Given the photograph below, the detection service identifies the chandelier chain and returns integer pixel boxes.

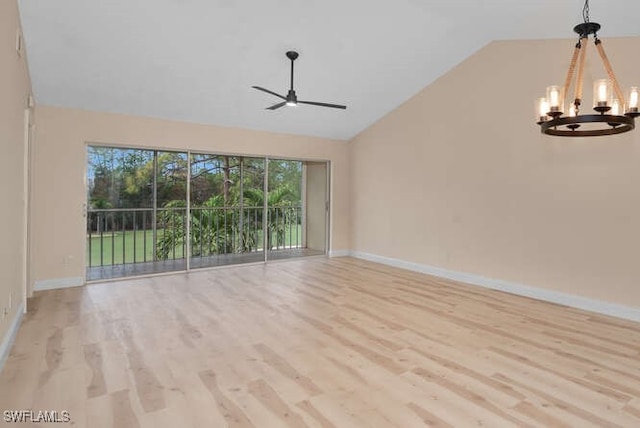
[583,0,590,23]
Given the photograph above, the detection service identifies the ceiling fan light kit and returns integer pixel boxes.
[536,0,638,137]
[252,50,347,111]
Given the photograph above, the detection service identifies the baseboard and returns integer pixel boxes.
[329,250,351,258]
[34,276,84,291]
[350,251,640,323]
[0,302,25,374]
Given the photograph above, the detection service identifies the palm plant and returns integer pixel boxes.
[155,185,299,260]
[156,196,237,260]
[243,186,296,250]
[190,195,236,256]
[155,200,187,260]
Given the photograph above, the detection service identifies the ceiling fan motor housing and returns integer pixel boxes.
[287,89,298,104]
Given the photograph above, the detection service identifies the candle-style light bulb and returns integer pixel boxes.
[611,99,621,116]
[599,84,607,102]
[565,103,581,131]
[536,97,549,123]
[546,85,563,116]
[627,87,639,115]
[594,79,612,110]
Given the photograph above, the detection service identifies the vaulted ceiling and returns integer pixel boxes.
[17,0,640,140]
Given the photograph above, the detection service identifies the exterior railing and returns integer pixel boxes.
[86,205,303,267]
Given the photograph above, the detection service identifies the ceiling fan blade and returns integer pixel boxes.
[299,100,347,110]
[252,86,286,100]
[266,101,287,110]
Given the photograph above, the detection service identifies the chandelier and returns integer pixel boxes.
[536,0,639,137]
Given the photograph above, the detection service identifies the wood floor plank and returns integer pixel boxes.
[111,390,140,428]
[254,343,322,397]
[295,399,336,428]
[199,369,255,427]
[0,257,639,428]
[492,372,630,428]
[411,366,530,427]
[84,343,107,398]
[120,336,166,413]
[406,402,454,428]
[406,346,527,403]
[247,379,309,428]
[511,400,573,428]
[290,309,407,375]
[37,326,63,388]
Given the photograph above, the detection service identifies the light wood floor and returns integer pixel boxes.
[2,257,640,427]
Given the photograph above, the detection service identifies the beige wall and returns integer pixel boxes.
[350,37,640,307]
[0,0,32,342]
[31,106,350,284]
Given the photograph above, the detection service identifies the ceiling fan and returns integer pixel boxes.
[252,51,347,111]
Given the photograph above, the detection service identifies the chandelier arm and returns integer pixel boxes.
[563,41,582,107]
[594,40,626,104]
[574,37,588,106]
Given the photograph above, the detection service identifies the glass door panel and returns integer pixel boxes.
[154,150,188,272]
[267,159,327,261]
[189,154,265,268]
[239,157,266,263]
[86,147,188,280]
[303,161,328,256]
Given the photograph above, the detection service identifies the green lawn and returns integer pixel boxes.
[87,230,175,266]
[87,226,303,266]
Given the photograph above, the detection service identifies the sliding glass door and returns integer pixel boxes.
[86,146,329,281]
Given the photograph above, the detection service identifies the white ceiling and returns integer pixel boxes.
[17,0,640,141]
